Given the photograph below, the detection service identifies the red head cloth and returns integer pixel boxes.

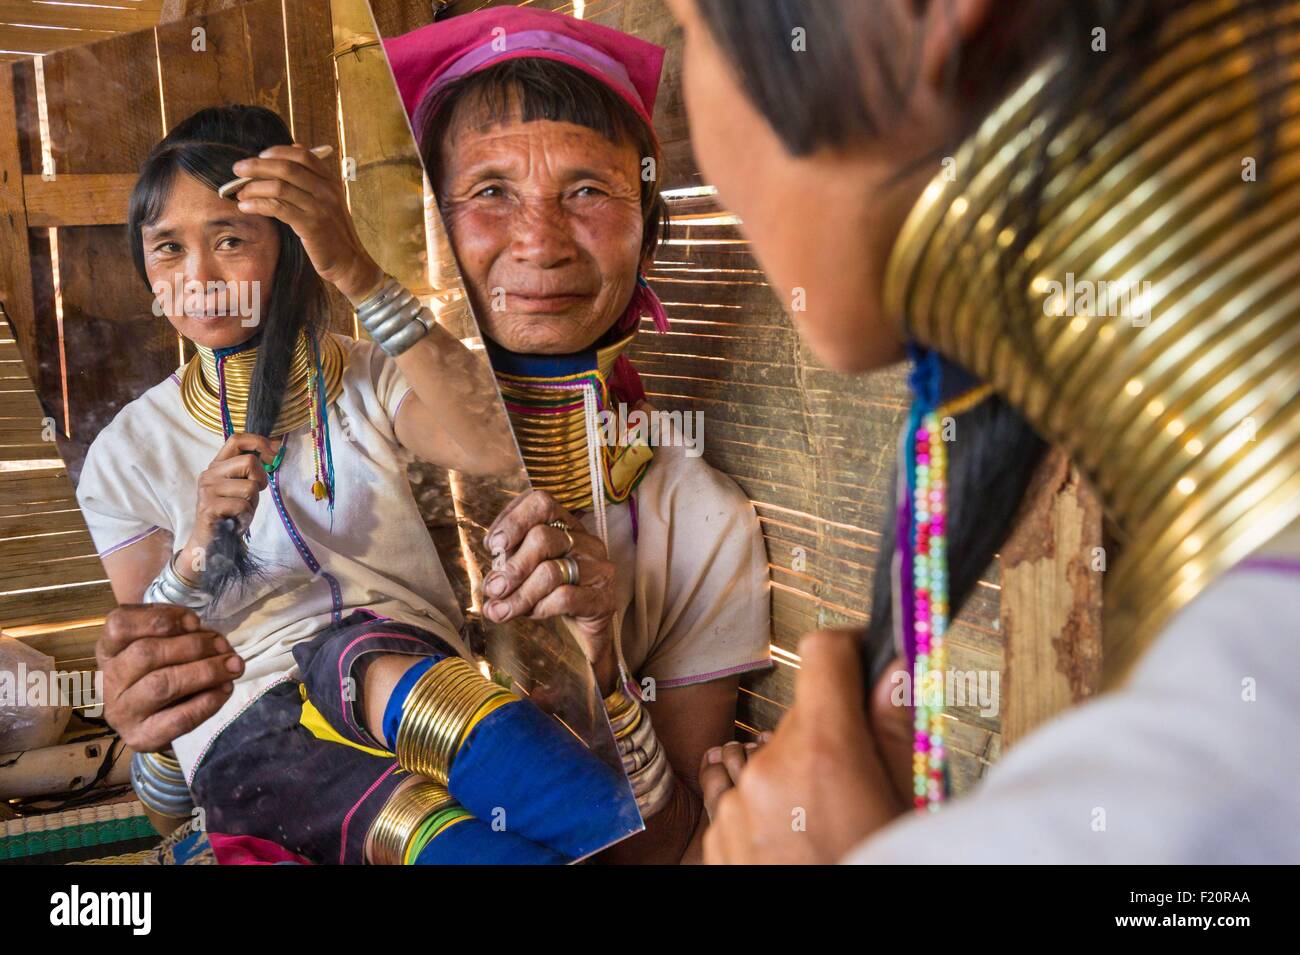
[384,7,666,140]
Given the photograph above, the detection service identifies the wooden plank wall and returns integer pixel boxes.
[422,0,1005,792]
[0,309,113,671]
[0,0,357,671]
[3,0,351,482]
[0,1,165,63]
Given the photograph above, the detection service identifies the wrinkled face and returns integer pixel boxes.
[437,102,646,355]
[667,0,924,373]
[140,171,280,350]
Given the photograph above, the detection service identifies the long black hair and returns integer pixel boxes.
[127,105,329,601]
[692,0,1287,684]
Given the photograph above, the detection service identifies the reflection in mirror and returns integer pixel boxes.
[374,2,775,863]
[0,0,638,864]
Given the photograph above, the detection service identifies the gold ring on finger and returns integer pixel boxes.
[543,519,574,556]
[551,556,580,587]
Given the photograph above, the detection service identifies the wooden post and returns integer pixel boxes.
[999,448,1105,746]
[0,63,39,394]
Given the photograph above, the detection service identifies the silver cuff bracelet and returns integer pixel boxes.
[130,749,195,820]
[356,275,434,357]
[143,555,212,613]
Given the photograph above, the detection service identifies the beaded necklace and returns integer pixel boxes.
[901,347,992,811]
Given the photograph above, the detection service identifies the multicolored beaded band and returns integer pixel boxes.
[903,347,993,812]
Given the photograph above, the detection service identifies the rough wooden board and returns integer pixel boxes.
[0,66,40,401]
[156,0,290,132]
[0,507,91,538]
[3,554,107,592]
[0,1,159,33]
[0,467,73,507]
[0,386,47,419]
[0,583,115,630]
[21,173,136,228]
[6,624,104,670]
[159,0,245,23]
[366,0,437,37]
[39,28,172,472]
[0,25,118,57]
[283,0,354,336]
[1000,449,1104,747]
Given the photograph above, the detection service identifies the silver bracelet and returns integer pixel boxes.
[143,554,212,613]
[130,749,195,821]
[606,687,675,818]
[356,275,433,357]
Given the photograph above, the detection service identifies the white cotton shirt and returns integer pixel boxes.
[843,560,1300,864]
[581,407,772,690]
[75,334,466,779]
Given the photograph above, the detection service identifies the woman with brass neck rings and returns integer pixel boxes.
[385,9,774,863]
[666,0,1300,863]
[79,104,583,864]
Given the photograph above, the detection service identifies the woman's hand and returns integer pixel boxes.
[179,433,276,571]
[97,605,244,753]
[229,144,383,304]
[481,490,619,690]
[701,630,910,864]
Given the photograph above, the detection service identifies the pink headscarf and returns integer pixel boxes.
[384,7,666,144]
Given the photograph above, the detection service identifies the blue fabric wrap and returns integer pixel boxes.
[413,817,567,865]
[382,655,441,750]
[482,322,629,377]
[447,699,641,860]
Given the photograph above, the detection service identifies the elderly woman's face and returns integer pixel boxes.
[438,109,646,354]
[141,171,280,350]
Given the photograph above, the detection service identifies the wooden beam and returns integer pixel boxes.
[1000,449,1104,746]
[0,0,159,33]
[22,172,133,226]
[0,24,116,56]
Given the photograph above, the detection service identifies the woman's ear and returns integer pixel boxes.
[919,0,998,89]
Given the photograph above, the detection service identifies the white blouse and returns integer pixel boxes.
[586,408,772,690]
[76,334,466,777]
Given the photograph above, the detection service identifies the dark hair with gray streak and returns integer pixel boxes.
[691,0,1288,686]
[127,104,329,602]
